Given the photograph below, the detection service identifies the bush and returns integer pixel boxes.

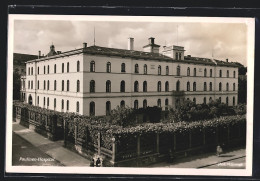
[167,100,243,122]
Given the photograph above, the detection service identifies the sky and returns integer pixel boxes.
[13,19,248,66]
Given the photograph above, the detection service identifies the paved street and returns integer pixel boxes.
[13,122,90,166]
[12,132,63,166]
[149,148,245,168]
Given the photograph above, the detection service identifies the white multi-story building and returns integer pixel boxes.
[24,37,238,116]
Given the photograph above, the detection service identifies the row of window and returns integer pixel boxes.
[28,80,80,92]
[188,96,236,106]
[28,60,236,78]
[36,96,235,116]
[27,79,236,93]
[187,82,236,92]
[90,61,236,77]
[38,96,80,113]
[28,61,80,75]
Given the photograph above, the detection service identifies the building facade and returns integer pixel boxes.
[24,37,239,116]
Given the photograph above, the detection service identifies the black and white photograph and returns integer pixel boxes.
[6,15,254,176]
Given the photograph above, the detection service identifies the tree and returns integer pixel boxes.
[13,68,21,100]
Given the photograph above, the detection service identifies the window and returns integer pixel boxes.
[194,68,196,76]
[175,53,178,60]
[226,83,229,91]
[144,64,147,74]
[106,80,111,93]
[177,65,180,76]
[106,101,111,115]
[210,69,212,77]
[31,81,33,89]
[204,82,207,91]
[38,67,39,74]
[219,70,222,77]
[76,102,80,113]
[193,98,196,104]
[90,102,95,116]
[233,83,235,91]
[62,63,64,73]
[67,62,69,72]
[61,99,64,110]
[67,80,70,91]
[77,80,80,92]
[120,81,125,92]
[134,100,138,109]
[176,80,180,91]
[165,81,169,92]
[47,97,49,107]
[157,99,161,107]
[54,80,57,91]
[37,96,39,105]
[157,81,161,92]
[54,98,56,109]
[90,80,95,93]
[134,81,139,92]
[209,97,212,102]
[62,80,64,91]
[209,82,212,91]
[120,100,125,108]
[204,68,207,77]
[233,96,235,106]
[187,67,190,76]
[187,82,190,91]
[135,64,139,73]
[219,97,222,103]
[31,67,33,75]
[179,53,181,60]
[106,62,111,73]
[226,97,229,105]
[44,66,46,74]
[67,100,69,111]
[219,82,222,91]
[166,66,169,75]
[47,65,49,74]
[54,64,56,73]
[37,80,39,89]
[121,63,125,72]
[77,61,80,72]
[28,67,30,75]
[90,61,95,72]
[47,80,49,90]
[227,70,229,78]
[44,97,45,106]
[203,97,206,104]
[143,99,147,109]
[158,65,161,75]
[233,71,236,78]
[193,82,196,91]
[143,81,147,92]
[165,99,169,111]
[44,80,46,90]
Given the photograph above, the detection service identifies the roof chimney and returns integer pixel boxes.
[38,51,41,59]
[149,37,155,45]
[83,42,87,48]
[128,37,134,50]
